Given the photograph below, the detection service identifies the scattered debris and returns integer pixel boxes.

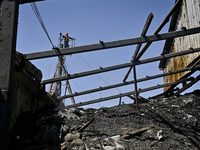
[11,91,200,149]
[156,130,163,140]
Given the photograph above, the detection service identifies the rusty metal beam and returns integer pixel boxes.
[135,0,182,60]
[42,47,200,85]
[131,13,153,110]
[24,27,200,60]
[124,12,153,82]
[132,13,154,60]
[58,64,200,100]
[65,78,188,108]
[133,66,139,110]
[78,118,95,132]
[153,0,182,35]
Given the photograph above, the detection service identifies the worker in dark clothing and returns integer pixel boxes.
[64,32,75,48]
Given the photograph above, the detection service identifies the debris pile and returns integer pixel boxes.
[11,90,200,149]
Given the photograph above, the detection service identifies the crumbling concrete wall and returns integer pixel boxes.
[163,0,200,91]
[0,1,54,149]
[9,52,56,129]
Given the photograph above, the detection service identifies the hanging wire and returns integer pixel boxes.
[76,54,123,93]
[65,61,102,107]
[30,2,54,48]
[66,63,96,99]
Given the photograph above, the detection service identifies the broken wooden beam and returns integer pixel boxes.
[121,127,152,139]
[78,118,95,132]
[131,13,153,111]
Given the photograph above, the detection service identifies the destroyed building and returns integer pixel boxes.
[1,0,200,150]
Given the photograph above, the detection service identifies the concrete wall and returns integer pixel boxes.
[0,1,53,149]
[9,52,56,129]
[163,0,200,91]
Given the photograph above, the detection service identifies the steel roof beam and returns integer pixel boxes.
[25,27,200,60]
[42,47,200,84]
[57,64,200,100]
[65,78,188,109]
[123,0,183,82]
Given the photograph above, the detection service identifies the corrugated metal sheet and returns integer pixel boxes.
[164,0,200,91]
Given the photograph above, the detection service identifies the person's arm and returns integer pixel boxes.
[69,36,75,40]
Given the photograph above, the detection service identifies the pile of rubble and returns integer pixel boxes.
[11,90,200,149]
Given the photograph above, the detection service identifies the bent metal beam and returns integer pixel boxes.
[42,47,200,84]
[24,27,200,60]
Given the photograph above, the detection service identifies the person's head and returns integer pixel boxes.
[66,32,68,35]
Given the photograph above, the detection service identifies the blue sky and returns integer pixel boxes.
[17,0,196,108]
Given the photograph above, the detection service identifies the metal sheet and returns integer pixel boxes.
[164,0,200,91]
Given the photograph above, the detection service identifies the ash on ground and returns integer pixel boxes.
[11,90,200,150]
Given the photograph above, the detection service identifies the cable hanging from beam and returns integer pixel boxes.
[30,2,54,48]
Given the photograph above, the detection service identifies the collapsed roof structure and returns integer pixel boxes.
[23,0,200,108]
[1,0,200,149]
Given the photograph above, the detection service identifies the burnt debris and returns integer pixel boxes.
[11,91,200,150]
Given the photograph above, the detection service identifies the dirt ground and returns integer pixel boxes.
[11,90,200,150]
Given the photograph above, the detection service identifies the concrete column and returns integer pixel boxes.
[0,0,19,149]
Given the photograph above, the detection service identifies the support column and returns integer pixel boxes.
[133,66,139,111]
[0,0,19,149]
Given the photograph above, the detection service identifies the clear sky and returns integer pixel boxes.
[16,0,198,108]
